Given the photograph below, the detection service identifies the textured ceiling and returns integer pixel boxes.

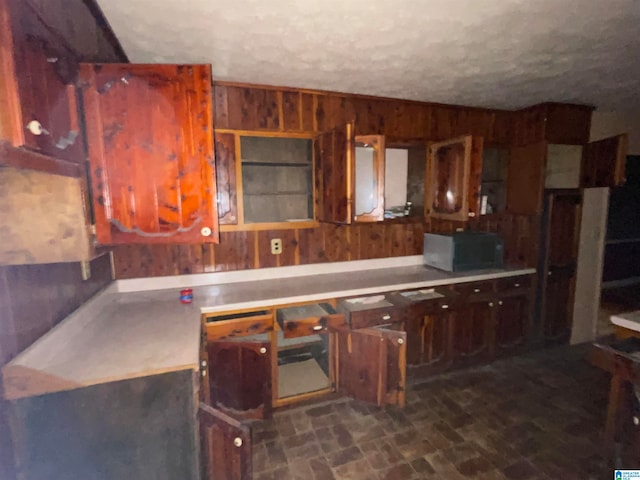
[96,0,640,110]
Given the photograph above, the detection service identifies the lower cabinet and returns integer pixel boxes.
[330,324,407,407]
[7,370,201,480]
[207,338,272,419]
[451,298,494,366]
[494,295,529,356]
[199,403,252,480]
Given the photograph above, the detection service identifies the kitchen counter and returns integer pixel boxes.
[2,259,534,400]
[610,311,640,333]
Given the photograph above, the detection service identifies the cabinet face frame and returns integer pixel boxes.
[425,135,481,222]
[214,129,319,231]
[353,134,386,222]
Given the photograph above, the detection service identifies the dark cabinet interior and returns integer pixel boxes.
[582,133,629,188]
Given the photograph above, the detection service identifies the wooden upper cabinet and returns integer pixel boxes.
[425,135,483,221]
[314,123,386,224]
[79,63,219,244]
[314,122,353,223]
[581,134,628,188]
[506,141,547,215]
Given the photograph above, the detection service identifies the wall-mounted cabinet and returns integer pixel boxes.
[581,134,628,188]
[425,135,484,222]
[80,63,219,244]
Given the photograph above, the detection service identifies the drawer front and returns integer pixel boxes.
[280,313,345,338]
[452,281,495,298]
[496,275,533,293]
[350,306,400,329]
[205,313,273,341]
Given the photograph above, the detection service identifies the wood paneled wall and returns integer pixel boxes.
[213,82,513,143]
[111,82,558,279]
[112,221,424,278]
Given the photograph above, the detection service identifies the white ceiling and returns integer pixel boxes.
[96,0,640,110]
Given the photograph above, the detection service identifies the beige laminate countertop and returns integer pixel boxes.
[2,263,534,400]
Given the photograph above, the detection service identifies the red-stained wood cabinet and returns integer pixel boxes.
[425,135,484,222]
[79,63,219,244]
[199,403,252,480]
[581,134,629,188]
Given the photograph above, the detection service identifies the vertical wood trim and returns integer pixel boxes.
[234,133,244,224]
[0,0,24,146]
[297,92,303,131]
[277,91,284,132]
[312,95,318,132]
[293,229,300,265]
[252,231,259,269]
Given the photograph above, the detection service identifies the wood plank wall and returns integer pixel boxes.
[111,82,545,278]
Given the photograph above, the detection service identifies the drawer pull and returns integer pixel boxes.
[473,288,480,293]
[312,325,324,331]
[397,338,404,345]
[498,300,503,306]
[489,302,494,307]
[259,347,267,354]
[441,304,449,309]
[382,314,391,321]
[514,283,520,287]
[201,369,207,377]
[234,437,243,447]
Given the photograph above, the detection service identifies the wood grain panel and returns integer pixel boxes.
[215,231,257,271]
[0,0,22,146]
[544,103,593,145]
[281,91,301,131]
[213,84,230,129]
[506,141,547,215]
[300,93,315,132]
[214,132,238,224]
[80,63,218,244]
[226,86,280,131]
[314,123,353,223]
[323,223,351,263]
[298,226,327,265]
[513,105,547,146]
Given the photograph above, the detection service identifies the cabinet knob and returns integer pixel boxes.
[397,338,404,345]
[233,437,243,447]
[473,288,480,293]
[201,360,207,368]
[468,212,476,217]
[489,302,494,307]
[201,369,207,377]
[201,227,212,237]
[498,300,503,306]
[382,314,391,321]
[441,304,449,309]
[548,271,552,276]
[514,283,520,287]
[313,325,324,331]
[259,347,267,354]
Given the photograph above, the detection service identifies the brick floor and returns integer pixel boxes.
[252,345,627,479]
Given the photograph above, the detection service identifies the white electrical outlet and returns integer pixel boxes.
[271,238,282,255]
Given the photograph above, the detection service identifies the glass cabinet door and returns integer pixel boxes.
[427,135,475,221]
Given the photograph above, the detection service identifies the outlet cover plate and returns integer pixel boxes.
[271,238,282,255]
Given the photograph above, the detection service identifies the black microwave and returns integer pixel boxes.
[423,232,504,272]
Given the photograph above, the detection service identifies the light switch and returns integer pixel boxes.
[271,238,282,255]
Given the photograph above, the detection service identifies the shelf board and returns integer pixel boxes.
[242,161,311,168]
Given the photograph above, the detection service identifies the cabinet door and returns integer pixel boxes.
[426,135,483,221]
[314,122,354,224]
[80,63,219,244]
[422,311,453,370]
[581,134,628,188]
[199,403,252,480]
[494,295,529,356]
[214,131,238,225]
[207,338,272,419]
[541,266,576,344]
[506,141,547,215]
[331,325,406,407]
[354,134,385,222]
[451,300,493,364]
